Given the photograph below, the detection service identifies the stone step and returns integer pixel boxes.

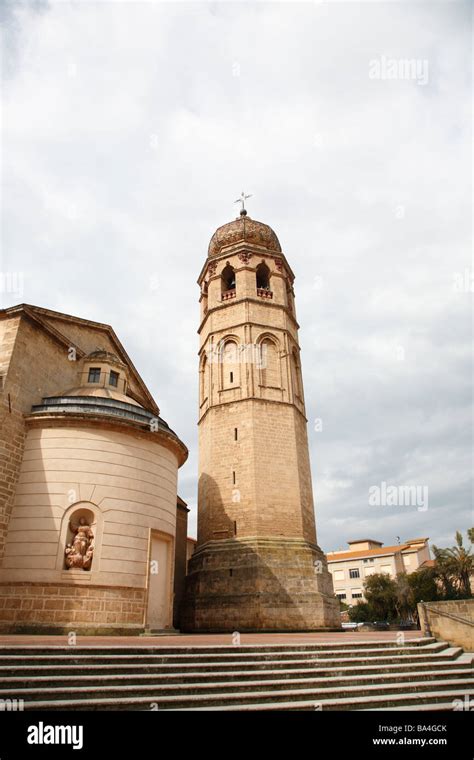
[0,650,463,678]
[14,681,474,711]
[0,642,450,667]
[0,657,470,683]
[1,667,471,696]
[3,675,472,705]
[0,638,436,656]
[176,688,474,712]
[0,637,468,711]
[366,702,470,711]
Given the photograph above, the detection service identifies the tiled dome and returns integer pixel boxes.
[208,214,281,258]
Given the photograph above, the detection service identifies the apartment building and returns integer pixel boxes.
[327,538,431,605]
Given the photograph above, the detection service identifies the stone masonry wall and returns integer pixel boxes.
[0,583,146,632]
[419,599,474,651]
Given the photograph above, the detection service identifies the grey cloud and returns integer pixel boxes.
[1,0,471,550]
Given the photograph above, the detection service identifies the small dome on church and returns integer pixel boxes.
[208,214,282,258]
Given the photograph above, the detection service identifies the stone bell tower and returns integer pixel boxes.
[181,206,340,631]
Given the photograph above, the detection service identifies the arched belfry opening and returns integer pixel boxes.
[256,262,271,291]
[221,263,236,299]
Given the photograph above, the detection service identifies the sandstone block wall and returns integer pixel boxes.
[419,599,474,651]
[0,582,146,632]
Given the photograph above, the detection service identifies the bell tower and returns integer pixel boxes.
[181,207,340,631]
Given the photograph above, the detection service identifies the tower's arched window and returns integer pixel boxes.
[220,339,240,389]
[260,337,280,388]
[221,264,236,299]
[291,349,302,400]
[256,262,271,291]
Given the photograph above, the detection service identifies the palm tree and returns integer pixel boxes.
[432,530,473,598]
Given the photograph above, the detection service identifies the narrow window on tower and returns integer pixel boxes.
[221,339,240,390]
[232,470,236,485]
[234,428,238,441]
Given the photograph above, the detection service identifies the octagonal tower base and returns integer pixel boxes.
[180,537,341,632]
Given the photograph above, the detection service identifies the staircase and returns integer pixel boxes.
[0,637,472,710]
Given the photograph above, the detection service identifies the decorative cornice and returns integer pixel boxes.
[198,297,300,334]
[25,412,188,467]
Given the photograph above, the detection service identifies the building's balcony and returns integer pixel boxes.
[257,288,273,299]
[222,289,236,301]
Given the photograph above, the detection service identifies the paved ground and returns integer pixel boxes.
[0,631,425,647]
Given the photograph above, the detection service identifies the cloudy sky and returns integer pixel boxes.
[1,0,472,552]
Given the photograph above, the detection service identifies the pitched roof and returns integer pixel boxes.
[327,544,411,562]
[1,303,159,414]
[347,539,383,545]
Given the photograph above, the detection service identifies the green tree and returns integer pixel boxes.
[432,530,473,598]
[363,573,398,621]
[394,572,414,621]
[409,566,439,601]
[348,601,374,623]
[431,548,458,599]
[407,566,439,611]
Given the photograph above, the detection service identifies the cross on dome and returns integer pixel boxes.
[234,191,252,216]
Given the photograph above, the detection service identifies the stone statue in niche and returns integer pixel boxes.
[65,516,94,570]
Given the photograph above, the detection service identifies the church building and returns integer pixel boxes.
[0,304,188,633]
